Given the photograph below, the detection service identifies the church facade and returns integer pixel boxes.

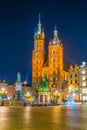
[32,15,68,101]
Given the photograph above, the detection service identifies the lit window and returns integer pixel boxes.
[82,89,87,93]
[82,70,86,74]
[82,76,86,80]
[83,96,87,100]
[36,55,38,59]
[55,64,57,68]
[82,82,86,86]
[56,70,57,74]
[51,77,52,81]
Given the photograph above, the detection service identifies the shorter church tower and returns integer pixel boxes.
[48,27,63,89]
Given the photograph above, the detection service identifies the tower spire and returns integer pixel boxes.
[39,13,41,25]
[55,25,57,30]
[37,13,41,34]
[52,26,60,45]
[54,25,58,38]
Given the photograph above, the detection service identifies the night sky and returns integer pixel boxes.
[0,0,87,84]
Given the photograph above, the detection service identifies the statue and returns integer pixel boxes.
[39,78,49,92]
[42,78,47,88]
[17,72,21,82]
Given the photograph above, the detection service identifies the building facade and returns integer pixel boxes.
[32,15,68,101]
[68,64,79,101]
[79,62,87,102]
[68,64,79,92]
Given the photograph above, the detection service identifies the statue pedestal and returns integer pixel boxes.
[12,72,26,106]
[13,90,25,106]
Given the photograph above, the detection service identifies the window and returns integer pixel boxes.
[56,77,57,81]
[36,78,38,82]
[52,49,56,55]
[36,67,38,70]
[52,83,57,88]
[43,70,48,80]
[53,64,55,68]
[82,89,87,93]
[82,76,86,80]
[53,58,56,62]
[70,75,72,78]
[82,82,86,86]
[82,70,86,74]
[83,96,87,100]
[75,74,77,77]
[40,95,43,102]
[53,71,56,75]
[70,80,72,84]
[75,80,77,83]
[45,95,47,102]
[50,77,52,81]
[36,61,38,64]
[53,78,56,81]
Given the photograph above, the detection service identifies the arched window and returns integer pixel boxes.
[43,70,48,80]
[52,83,57,88]
[53,71,56,75]
[52,49,56,55]
[53,58,56,62]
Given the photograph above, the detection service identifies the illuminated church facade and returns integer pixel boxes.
[32,15,68,100]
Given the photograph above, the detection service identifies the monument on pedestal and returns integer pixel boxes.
[13,72,24,105]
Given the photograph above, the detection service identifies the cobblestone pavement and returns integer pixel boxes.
[0,104,87,130]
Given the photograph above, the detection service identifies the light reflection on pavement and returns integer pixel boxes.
[0,105,87,130]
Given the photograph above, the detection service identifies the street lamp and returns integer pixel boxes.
[24,81,27,85]
[1,87,7,99]
[2,88,5,92]
[54,90,60,104]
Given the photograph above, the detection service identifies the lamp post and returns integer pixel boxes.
[1,87,7,105]
[54,90,59,104]
[1,87,7,99]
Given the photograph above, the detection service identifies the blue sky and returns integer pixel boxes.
[0,0,87,83]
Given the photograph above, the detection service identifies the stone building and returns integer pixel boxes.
[79,62,87,102]
[68,64,79,101]
[32,15,68,101]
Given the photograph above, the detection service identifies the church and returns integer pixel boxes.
[32,15,68,101]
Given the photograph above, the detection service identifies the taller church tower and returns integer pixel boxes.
[32,15,45,89]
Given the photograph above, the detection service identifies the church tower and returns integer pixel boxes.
[32,14,45,89]
[48,27,64,89]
